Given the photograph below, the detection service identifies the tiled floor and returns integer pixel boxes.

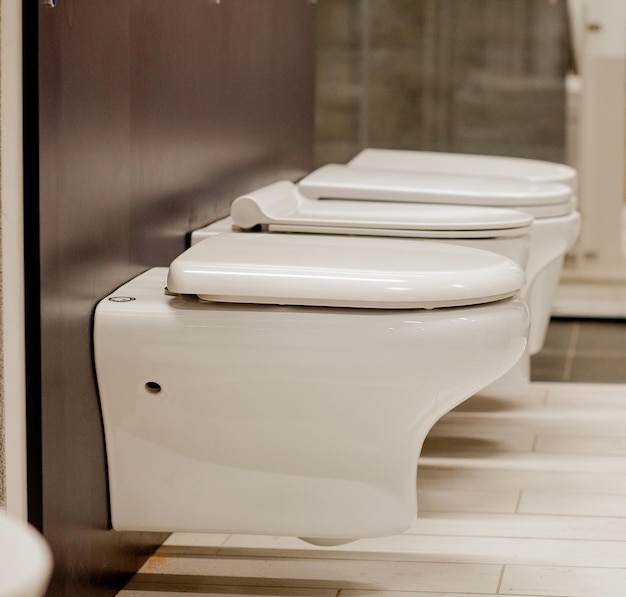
[531,318,626,383]
[118,318,626,597]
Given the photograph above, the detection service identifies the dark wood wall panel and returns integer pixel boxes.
[31,2,316,595]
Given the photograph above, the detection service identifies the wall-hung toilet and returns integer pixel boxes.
[297,163,581,368]
[340,150,581,355]
[191,173,565,391]
[94,232,528,542]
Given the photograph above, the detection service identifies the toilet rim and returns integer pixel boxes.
[167,231,525,310]
[230,180,534,240]
[298,164,575,218]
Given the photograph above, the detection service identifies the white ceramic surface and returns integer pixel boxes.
[230,174,578,355]
[169,232,525,309]
[231,180,534,234]
[348,148,578,191]
[226,180,532,270]
[0,511,52,597]
[309,154,581,358]
[299,164,575,218]
[94,258,527,540]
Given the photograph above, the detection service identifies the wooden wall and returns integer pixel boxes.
[27,2,316,595]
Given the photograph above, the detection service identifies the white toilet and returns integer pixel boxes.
[338,150,582,359]
[94,232,528,542]
[192,168,572,389]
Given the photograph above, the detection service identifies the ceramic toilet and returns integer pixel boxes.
[298,163,580,384]
[339,150,581,359]
[94,231,528,542]
[192,170,571,390]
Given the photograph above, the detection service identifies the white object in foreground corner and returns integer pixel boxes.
[0,510,52,597]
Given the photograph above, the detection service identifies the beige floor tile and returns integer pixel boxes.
[417,489,520,514]
[405,512,626,541]
[120,588,336,596]
[138,556,502,593]
[424,426,536,456]
[534,433,626,456]
[544,382,626,406]
[216,534,626,568]
[443,406,626,434]
[500,565,626,597]
[419,462,626,494]
[421,451,626,474]
[519,490,626,517]
[340,593,532,597]
[165,533,230,548]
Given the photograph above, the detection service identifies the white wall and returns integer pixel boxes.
[1,0,28,519]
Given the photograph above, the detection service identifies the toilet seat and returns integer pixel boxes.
[230,180,534,240]
[168,232,525,309]
[298,164,575,218]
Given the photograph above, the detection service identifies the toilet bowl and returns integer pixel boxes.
[94,232,528,541]
[0,511,52,597]
[341,151,581,353]
[298,162,581,361]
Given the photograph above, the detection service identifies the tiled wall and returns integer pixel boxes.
[315,0,570,166]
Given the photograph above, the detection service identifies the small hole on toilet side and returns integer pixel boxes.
[145,381,162,394]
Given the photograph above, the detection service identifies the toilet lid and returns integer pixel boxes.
[298,164,574,218]
[231,180,533,239]
[167,232,525,309]
[348,148,578,192]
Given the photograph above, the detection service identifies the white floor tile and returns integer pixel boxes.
[501,565,626,597]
